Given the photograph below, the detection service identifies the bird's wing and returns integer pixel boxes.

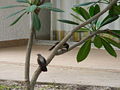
[37,58,41,66]
[64,43,69,50]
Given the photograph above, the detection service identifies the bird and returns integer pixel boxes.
[49,42,69,51]
[37,54,47,72]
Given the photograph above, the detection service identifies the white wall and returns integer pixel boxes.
[0,0,30,41]
[36,0,51,40]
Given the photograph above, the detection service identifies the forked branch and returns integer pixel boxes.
[30,0,118,89]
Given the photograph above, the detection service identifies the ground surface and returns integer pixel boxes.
[0,80,119,90]
[0,45,120,88]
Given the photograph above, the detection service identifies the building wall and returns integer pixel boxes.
[0,0,30,41]
[0,0,51,41]
[36,0,51,40]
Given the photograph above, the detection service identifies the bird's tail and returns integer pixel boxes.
[41,66,47,72]
[49,42,59,51]
[49,45,56,51]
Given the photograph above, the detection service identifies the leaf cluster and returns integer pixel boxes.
[58,0,120,62]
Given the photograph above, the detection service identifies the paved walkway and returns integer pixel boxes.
[0,45,120,87]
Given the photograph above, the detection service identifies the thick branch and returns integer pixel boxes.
[30,67,42,90]
[25,0,45,89]
[25,27,34,89]
[30,0,118,89]
[29,0,46,89]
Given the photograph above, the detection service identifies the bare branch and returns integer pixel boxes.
[105,29,120,38]
[55,29,109,55]
[69,29,109,51]
[40,0,46,5]
[55,28,120,55]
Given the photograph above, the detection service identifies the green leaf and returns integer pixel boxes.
[96,21,102,29]
[94,35,102,48]
[33,0,40,5]
[10,12,26,26]
[89,4,100,17]
[100,15,119,27]
[32,12,41,31]
[26,5,37,12]
[103,30,120,38]
[103,37,120,49]
[77,39,91,62]
[109,5,120,15]
[70,13,84,22]
[94,4,100,15]
[74,2,96,7]
[58,19,79,25]
[16,0,29,3]
[111,30,120,36]
[48,8,64,12]
[72,7,90,20]
[38,2,64,12]
[38,2,52,8]
[102,0,109,3]
[101,38,117,57]
[89,4,100,24]
[0,5,26,9]
[76,28,90,32]
[6,9,25,19]
[89,5,95,17]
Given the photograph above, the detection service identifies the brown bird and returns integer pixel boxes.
[37,54,47,72]
[49,42,69,51]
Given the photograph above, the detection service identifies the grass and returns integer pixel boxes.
[0,84,60,90]
[0,83,120,90]
[0,85,22,90]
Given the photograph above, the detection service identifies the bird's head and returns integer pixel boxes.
[37,54,41,56]
[64,43,69,50]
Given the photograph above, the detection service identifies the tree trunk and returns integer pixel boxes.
[24,0,46,89]
[25,28,34,90]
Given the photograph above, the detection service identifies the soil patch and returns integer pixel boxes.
[0,79,119,90]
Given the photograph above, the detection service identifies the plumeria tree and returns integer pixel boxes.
[0,0,120,90]
[59,0,120,61]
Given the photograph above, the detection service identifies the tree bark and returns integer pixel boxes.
[25,28,34,90]
[24,0,45,90]
[30,67,42,90]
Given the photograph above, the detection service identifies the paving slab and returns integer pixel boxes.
[0,45,120,88]
[0,45,120,70]
[0,63,120,88]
